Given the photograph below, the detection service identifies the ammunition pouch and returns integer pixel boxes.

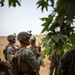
[19,61,33,72]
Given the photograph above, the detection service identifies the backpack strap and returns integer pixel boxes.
[17,48,25,72]
[3,45,10,60]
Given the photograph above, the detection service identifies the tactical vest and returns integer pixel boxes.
[11,48,34,75]
[18,48,33,72]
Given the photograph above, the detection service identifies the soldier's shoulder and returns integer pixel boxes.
[7,45,13,50]
[22,48,35,60]
[23,48,33,54]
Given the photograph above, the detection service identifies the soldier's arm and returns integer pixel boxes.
[22,49,39,69]
[7,46,14,55]
[37,57,45,67]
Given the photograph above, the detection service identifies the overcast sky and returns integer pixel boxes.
[0,0,52,36]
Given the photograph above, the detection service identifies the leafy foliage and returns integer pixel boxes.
[0,0,21,7]
[36,0,49,12]
[37,0,75,55]
[0,0,5,7]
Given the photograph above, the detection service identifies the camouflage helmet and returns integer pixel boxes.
[31,37,36,43]
[17,31,31,41]
[31,39,35,43]
[7,35,15,42]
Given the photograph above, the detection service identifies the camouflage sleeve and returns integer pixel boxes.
[60,51,70,69]
[7,46,14,55]
[37,57,44,66]
[22,48,39,69]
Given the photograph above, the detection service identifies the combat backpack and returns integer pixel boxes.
[11,55,20,75]
[10,47,24,75]
[17,48,33,72]
[11,48,32,74]
[3,45,9,60]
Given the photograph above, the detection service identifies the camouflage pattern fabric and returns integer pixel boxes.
[30,46,44,75]
[49,52,60,75]
[3,45,16,61]
[30,46,40,58]
[11,47,40,75]
[7,35,15,42]
[60,49,75,75]
[17,32,31,41]
[11,31,40,75]
[0,59,11,75]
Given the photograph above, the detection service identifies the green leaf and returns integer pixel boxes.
[67,2,75,22]
[41,15,53,33]
[62,44,70,51]
[53,34,60,43]
[13,3,16,7]
[36,0,49,12]
[0,0,4,7]
[49,21,60,32]
[49,48,55,55]
[41,49,50,56]
[70,33,75,45]
[16,0,21,6]
[50,0,54,7]
[8,0,21,7]
[9,0,12,7]
[53,34,69,44]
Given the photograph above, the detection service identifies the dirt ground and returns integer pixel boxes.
[0,35,50,75]
[40,56,50,75]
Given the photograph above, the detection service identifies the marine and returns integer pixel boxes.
[3,34,17,61]
[11,31,41,75]
[59,45,75,75]
[30,37,45,75]
[0,58,11,75]
[49,51,60,75]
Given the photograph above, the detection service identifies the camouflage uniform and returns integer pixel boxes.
[3,35,16,61]
[59,45,75,75]
[3,35,16,75]
[30,37,41,53]
[49,51,60,75]
[30,38,44,75]
[0,58,11,75]
[11,32,40,75]
[30,38,40,58]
